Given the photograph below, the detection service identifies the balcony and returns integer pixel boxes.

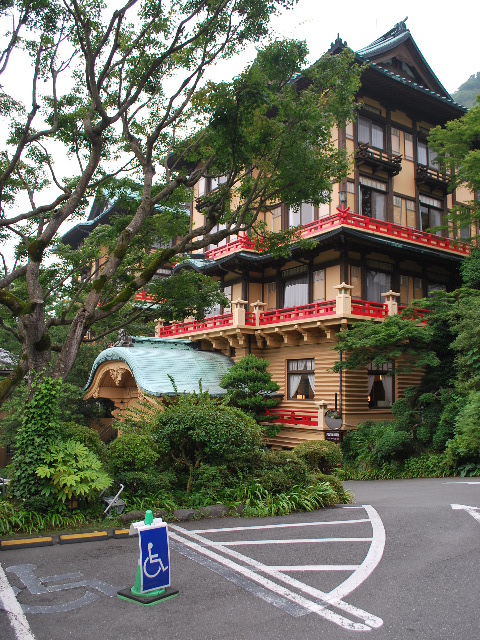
[153,288,427,343]
[203,206,470,261]
[355,143,403,176]
[416,165,451,192]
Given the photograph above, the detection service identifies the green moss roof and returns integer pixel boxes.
[84,339,233,397]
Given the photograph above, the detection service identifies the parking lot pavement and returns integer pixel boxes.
[1,478,480,640]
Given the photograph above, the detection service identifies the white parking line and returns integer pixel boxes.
[268,565,361,572]
[0,562,36,640]
[210,537,373,546]
[171,504,385,632]
[190,518,370,534]
[170,528,378,631]
[451,503,480,524]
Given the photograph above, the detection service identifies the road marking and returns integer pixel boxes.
[5,565,119,614]
[171,528,375,631]
[210,537,373,546]
[451,503,480,524]
[171,505,385,631]
[0,562,36,640]
[171,541,308,617]
[267,565,361,572]
[190,518,370,534]
[326,505,386,603]
[444,481,480,485]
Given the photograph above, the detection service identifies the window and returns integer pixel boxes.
[417,141,438,168]
[420,196,443,235]
[287,359,315,400]
[400,276,424,305]
[346,122,354,139]
[284,273,309,307]
[288,203,315,227]
[368,362,393,408]
[358,116,384,150]
[391,128,401,155]
[404,132,414,160]
[360,178,387,221]
[206,285,231,317]
[350,265,362,297]
[266,282,276,310]
[366,270,391,303]
[313,269,325,302]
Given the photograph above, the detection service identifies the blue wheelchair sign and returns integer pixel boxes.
[138,524,171,593]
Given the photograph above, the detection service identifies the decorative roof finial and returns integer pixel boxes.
[394,17,408,35]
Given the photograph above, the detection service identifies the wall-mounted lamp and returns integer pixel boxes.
[339,190,347,205]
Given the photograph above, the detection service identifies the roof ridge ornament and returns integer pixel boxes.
[393,17,409,36]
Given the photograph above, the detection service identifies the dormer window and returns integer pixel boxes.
[358,116,384,150]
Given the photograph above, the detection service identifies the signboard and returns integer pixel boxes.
[324,430,344,443]
[138,523,171,593]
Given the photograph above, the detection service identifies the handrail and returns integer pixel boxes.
[203,208,471,261]
[260,301,336,325]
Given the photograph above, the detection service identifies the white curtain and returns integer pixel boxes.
[288,375,302,398]
[373,192,386,221]
[382,376,393,406]
[358,116,370,144]
[284,275,308,307]
[307,374,315,396]
[368,375,375,396]
[288,207,301,227]
[372,123,384,150]
[366,270,391,303]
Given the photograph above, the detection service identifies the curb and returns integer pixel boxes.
[0,528,131,551]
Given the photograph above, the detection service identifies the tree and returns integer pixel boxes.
[220,354,280,419]
[452,72,480,109]
[428,95,480,231]
[0,1,362,405]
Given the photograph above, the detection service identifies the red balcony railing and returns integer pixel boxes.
[351,299,388,319]
[204,207,471,261]
[135,291,156,303]
[156,311,257,337]
[265,409,318,427]
[259,300,336,325]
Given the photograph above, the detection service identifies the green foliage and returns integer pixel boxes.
[452,72,480,109]
[220,355,281,419]
[36,439,111,502]
[332,314,439,374]
[147,271,229,321]
[10,376,62,505]
[0,498,88,536]
[107,433,159,475]
[60,423,107,462]
[341,421,412,468]
[294,440,343,474]
[445,392,480,465]
[253,450,309,494]
[241,481,341,517]
[152,392,263,493]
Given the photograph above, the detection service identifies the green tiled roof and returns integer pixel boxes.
[84,340,233,397]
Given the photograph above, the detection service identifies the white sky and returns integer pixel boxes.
[1,0,478,265]
[223,0,479,94]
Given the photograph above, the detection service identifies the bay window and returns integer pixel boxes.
[287,359,315,400]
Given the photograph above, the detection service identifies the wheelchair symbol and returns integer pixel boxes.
[143,542,169,578]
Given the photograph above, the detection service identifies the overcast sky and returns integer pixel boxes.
[220,0,479,95]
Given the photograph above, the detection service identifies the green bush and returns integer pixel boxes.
[294,440,342,474]
[120,470,177,496]
[152,392,263,493]
[341,421,412,468]
[36,439,111,503]
[0,498,88,536]
[107,433,159,475]
[253,450,309,494]
[309,472,350,503]
[401,453,451,478]
[446,392,480,465]
[242,481,339,517]
[61,422,107,462]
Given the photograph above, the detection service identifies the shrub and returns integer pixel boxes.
[61,422,107,462]
[220,354,281,419]
[309,472,350,503]
[253,450,309,494]
[341,421,412,468]
[242,481,339,517]
[152,392,263,493]
[120,470,177,496]
[36,439,111,503]
[294,440,343,474]
[107,433,159,475]
[401,453,451,478]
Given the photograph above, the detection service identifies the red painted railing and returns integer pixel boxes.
[135,291,156,303]
[259,300,336,325]
[351,299,388,319]
[157,313,234,337]
[398,305,431,320]
[265,409,319,427]
[203,207,471,261]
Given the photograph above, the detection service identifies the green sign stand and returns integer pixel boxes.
[117,510,179,606]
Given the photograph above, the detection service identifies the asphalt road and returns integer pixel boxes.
[1,477,480,640]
